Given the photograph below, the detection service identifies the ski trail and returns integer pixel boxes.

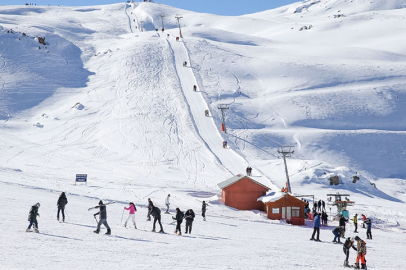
[166,36,279,190]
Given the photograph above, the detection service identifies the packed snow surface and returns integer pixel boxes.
[0,0,405,269]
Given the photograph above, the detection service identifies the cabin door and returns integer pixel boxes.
[281,207,286,219]
[286,207,291,219]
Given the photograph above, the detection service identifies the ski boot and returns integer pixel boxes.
[93,230,100,234]
[361,264,366,269]
[134,224,137,229]
[57,217,59,221]
[178,233,182,236]
[159,229,164,233]
[174,230,177,234]
[151,229,156,232]
[353,263,360,269]
[343,260,350,267]
[63,217,65,222]
[26,228,31,232]
[105,229,111,235]
[124,222,127,228]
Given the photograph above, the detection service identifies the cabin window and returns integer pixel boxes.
[272,208,279,214]
[292,207,300,217]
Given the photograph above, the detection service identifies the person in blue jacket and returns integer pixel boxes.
[332,226,345,243]
[365,218,372,239]
[310,212,321,241]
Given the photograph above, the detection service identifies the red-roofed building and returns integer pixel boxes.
[217,174,270,211]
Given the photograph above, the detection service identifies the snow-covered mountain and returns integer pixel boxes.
[0,1,405,269]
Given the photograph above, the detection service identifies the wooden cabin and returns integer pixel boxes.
[258,192,306,225]
[218,174,270,211]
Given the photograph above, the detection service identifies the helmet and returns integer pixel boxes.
[35,202,40,207]
[99,200,103,205]
[354,236,360,241]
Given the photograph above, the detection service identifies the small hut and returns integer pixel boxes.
[218,174,270,211]
[258,192,306,225]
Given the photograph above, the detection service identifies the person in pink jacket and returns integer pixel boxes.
[124,202,137,229]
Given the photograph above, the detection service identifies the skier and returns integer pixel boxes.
[165,194,170,214]
[353,214,358,233]
[26,203,40,233]
[149,205,164,233]
[202,201,208,221]
[361,214,367,228]
[184,209,195,234]
[147,198,154,221]
[332,226,345,243]
[353,236,367,269]
[310,212,321,241]
[317,200,322,212]
[172,207,184,235]
[193,85,197,91]
[205,110,209,117]
[322,200,326,211]
[183,61,187,67]
[222,141,227,149]
[343,237,356,267]
[322,211,328,226]
[57,192,68,222]
[339,214,348,232]
[365,218,372,239]
[124,202,137,229]
[93,200,111,235]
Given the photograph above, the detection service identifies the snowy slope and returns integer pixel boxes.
[0,1,406,269]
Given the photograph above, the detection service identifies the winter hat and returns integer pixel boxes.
[35,202,40,208]
[354,236,360,241]
[99,200,103,205]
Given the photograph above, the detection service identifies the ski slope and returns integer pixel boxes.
[0,1,406,269]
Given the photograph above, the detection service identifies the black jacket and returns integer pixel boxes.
[343,237,357,250]
[57,194,68,208]
[339,217,348,227]
[95,204,107,219]
[202,202,207,211]
[175,211,184,222]
[150,206,161,218]
[28,205,39,221]
[185,210,195,221]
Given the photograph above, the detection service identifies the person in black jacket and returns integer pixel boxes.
[26,203,40,233]
[339,214,348,232]
[173,208,184,235]
[343,237,357,267]
[147,198,154,221]
[184,209,195,234]
[93,200,111,235]
[202,201,208,221]
[149,206,164,233]
[57,192,68,222]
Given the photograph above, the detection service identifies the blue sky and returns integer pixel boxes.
[3,0,300,16]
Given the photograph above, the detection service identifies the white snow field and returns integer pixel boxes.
[0,0,405,269]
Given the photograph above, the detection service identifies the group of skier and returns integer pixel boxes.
[310,208,372,269]
[27,191,209,237]
[26,192,68,233]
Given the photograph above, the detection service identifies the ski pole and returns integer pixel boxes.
[120,208,125,225]
[94,216,99,224]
